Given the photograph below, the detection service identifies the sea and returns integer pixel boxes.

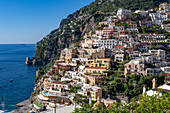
[0,44,39,112]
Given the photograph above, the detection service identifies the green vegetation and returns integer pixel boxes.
[130,12,140,17]
[138,25,164,34]
[164,32,170,39]
[33,0,170,65]
[163,20,170,24]
[33,101,43,108]
[69,86,81,93]
[150,42,170,53]
[101,74,164,99]
[55,73,62,78]
[114,0,170,11]
[74,93,170,113]
[74,42,81,47]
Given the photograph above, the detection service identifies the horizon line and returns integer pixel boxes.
[0,42,36,44]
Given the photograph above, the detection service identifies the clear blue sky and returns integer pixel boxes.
[0,0,94,44]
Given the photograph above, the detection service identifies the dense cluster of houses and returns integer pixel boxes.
[33,3,170,112]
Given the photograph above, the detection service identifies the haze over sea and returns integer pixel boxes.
[0,44,38,112]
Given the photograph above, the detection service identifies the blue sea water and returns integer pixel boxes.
[0,44,39,112]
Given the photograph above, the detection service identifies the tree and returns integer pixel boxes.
[74,42,81,47]
[125,56,130,60]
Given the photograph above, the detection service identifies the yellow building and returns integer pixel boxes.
[90,87,102,101]
[85,74,103,86]
[85,67,107,75]
[86,58,110,69]
[65,54,72,63]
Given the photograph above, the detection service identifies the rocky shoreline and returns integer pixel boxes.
[12,99,32,113]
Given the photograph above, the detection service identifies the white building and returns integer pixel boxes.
[149,49,166,60]
[138,33,168,43]
[145,68,162,76]
[117,8,131,19]
[78,65,86,75]
[72,58,88,63]
[149,13,168,25]
[93,38,115,49]
[126,28,139,34]
[160,67,170,73]
[135,10,148,17]
[144,78,170,97]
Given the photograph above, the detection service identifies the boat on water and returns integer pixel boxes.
[10,79,13,82]
[0,110,5,113]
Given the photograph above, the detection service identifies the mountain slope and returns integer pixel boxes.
[114,0,170,10]
[30,0,170,65]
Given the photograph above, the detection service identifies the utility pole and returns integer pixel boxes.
[53,99,57,113]
[54,100,56,113]
[0,96,5,112]
[73,93,77,112]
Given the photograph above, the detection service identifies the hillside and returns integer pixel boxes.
[29,0,170,65]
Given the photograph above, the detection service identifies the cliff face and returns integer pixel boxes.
[32,14,104,65]
[29,0,170,65]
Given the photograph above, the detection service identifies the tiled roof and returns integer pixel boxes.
[52,81,63,84]
[86,67,107,69]
[100,58,110,60]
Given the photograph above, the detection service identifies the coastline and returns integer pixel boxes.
[12,99,31,113]
[0,44,37,112]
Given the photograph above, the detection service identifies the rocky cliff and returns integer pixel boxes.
[29,0,170,65]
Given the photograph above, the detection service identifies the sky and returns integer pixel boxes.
[0,0,94,44]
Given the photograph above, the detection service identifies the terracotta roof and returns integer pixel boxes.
[101,38,110,40]
[106,105,111,109]
[86,67,107,69]
[52,81,63,84]
[100,58,110,60]
[116,45,124,47]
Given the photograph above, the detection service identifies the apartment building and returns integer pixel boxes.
[50,81,71,93]
[124,58,145,76]
[82,38,94,48]
[137,33,167,43]
[161,23,170,32]
[93,38,115,49]
[145,68,162,76]
[91,50,105,59]
[86,58,110,69]
[77,84,102,101]
[149,13,168,25]
[102,27,114,38]
[85,74,103,86]
[149,49,166,60]
[117,8,131,19]
[135,10,148,17]
[85,67,107,75]
[139,20,153,27]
